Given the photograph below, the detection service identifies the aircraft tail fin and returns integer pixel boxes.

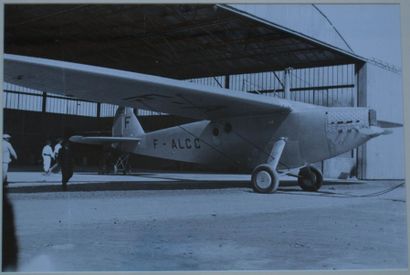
[112,107,145,137]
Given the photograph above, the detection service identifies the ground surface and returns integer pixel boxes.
[4,171,408,272]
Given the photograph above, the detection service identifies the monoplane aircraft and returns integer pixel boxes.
[4,54,398,193]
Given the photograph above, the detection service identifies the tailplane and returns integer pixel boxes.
[69,107,143,145]
[112,107,144,137]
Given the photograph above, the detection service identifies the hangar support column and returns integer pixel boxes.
[356,62,367,179]
[97,103,101,118]
[42,92,47,113]
[224,75,230,89]
[284,67,292,100]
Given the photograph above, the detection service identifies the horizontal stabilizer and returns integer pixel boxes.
[69,135,141,145]
[377,120,403,128]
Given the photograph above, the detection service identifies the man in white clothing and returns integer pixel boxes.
[3,134,17,184]
[49,138,63,173]
[41,140,54,174]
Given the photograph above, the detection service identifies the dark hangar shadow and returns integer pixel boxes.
[6,180,253,194]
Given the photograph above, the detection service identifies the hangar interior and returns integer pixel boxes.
[3,4,404,179]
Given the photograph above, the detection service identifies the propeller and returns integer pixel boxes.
[377,120,403,128]
[358,119,402,137]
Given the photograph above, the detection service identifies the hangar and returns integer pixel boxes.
[3,4,404,179]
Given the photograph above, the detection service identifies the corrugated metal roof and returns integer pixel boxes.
[5,4,365,79]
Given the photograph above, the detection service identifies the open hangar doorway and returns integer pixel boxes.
[3,3,404,180]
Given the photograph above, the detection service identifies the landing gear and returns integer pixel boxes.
[298,166,323,192]
[251,137,287,194]
[114,153,130,175]
[251,165,279,193]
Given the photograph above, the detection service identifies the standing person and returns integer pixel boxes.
[2,134,17,185]
[3,186,18,271]
[2,136,18,270]
[59,139,74,191]
[41,140,54,174]
[49,138,63,173]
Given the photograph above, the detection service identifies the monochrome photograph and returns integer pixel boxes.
[2,2,407,272]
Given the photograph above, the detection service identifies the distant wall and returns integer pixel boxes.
[3,109,113,167]
[3,109,197,171]
[364,64,405,179]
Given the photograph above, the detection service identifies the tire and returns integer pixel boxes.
[251,164,280,193]
[298,166,323,192]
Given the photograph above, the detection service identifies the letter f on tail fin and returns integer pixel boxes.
[112,107,145,137]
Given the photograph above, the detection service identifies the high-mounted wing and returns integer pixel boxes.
[4,54,302,120]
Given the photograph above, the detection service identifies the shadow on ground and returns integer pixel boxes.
[7,180,250,193]
[6,178,366,194]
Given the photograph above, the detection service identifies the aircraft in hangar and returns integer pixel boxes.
[4,54,399,193]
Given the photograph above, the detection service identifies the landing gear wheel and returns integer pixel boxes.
[298,166,323,192]
[251,165,280,193]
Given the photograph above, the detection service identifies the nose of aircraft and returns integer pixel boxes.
[367,108,400,136]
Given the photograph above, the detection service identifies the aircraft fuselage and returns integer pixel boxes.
[117,107,380,172]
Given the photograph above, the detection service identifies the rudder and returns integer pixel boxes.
[112,107,144,137]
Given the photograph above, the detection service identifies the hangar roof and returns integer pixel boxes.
[4,4,365,79]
